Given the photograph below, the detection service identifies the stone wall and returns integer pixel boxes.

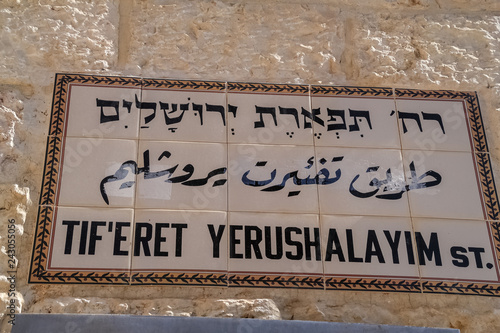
[1,0,500,332]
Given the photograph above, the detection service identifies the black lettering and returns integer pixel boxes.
[346,229,362,262]
[384,230,401,264]
[230,225,243,259]
[62,220,79,255]
[245,226,263,259]
[154,223,169,257]
[405,231,415,265]
[88,221,106,255]
[451,246,469,267]
[265,226,283,260]
[134,223,153,256]
[113,222,130,256]
[365,230,385,263]
[97,98,120,123]
[415,232,442,266]
[172,223,187,257]
[285,227,303,260]
[468,247,485,268]
[304,227,321,261]
[325,229,345,262]
[79,221,88,255]
[208,224,225,258]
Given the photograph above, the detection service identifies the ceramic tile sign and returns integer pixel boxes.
[29,74,500,296]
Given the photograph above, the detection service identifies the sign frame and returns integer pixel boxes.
[29,73,500,296]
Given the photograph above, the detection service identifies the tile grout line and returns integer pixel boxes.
[309,85,326,291]
[128,79,144,285]
[393,88,424,293]
[225,81,230,288]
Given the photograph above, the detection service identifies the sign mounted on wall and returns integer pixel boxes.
[30,73,500,296]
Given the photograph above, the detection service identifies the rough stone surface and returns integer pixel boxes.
[0,0,118,84]
[1,1,500,333]
[27,297,281,319]
[126,1,344,83]
[0,185,29,332]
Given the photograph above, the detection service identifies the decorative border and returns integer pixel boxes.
[29,205,54,281]
[48,73,142,138]
[490,222,500,266]
[30,75,500,295]
[395,88,474,100]
[325,277,421,293]
[397,89,488,153]
[227,82,308,94]
[420,280,500,297]
[60,73,142,87]
[312,85,393,97]
[30,74,139,285]
[29,205,130,284]
[394,89,499,222]
[466,93,489,152]
[476,154,500,221]
[38,136,61,206]
[228,274,324,289]
[142,78,225,91]
[30,270,129,284]
[48,75,68,138]
[131,272,227,286]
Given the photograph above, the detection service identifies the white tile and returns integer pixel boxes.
[321,215,420,278]
[311,96,400,148]
[57,138,137,208]
[228,144,319,213]
[135,141,227,211]
[131,210,227,273]
[227,92,314,145]
[228,212,323,276]
[403,150,485,220]
[139,88,227,143]
[413,218,499,282]
[395,99,472,152]
[315,147,410,217]
[47,206,133,271]
[65,85,141,139]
